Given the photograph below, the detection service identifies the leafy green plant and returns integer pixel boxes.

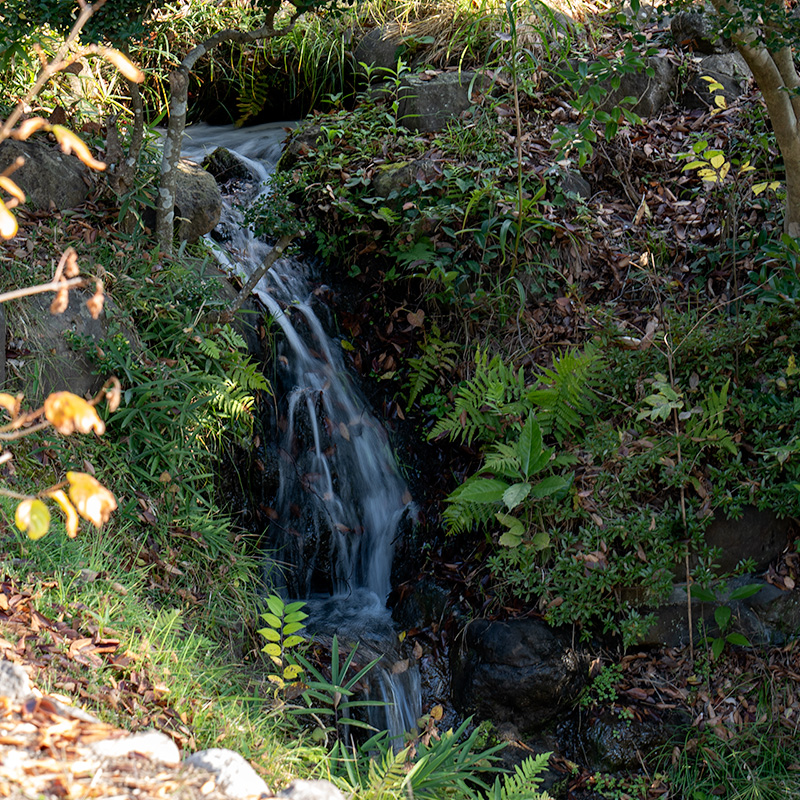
[258,594,308,690]
[444,413,570,550]
[691,582,762,661]
[290,636,383,744]
[487,751,553,800]
[579,664,622,709]
[406,323,460,410]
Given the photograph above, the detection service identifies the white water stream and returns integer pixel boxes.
[181,123,421,741]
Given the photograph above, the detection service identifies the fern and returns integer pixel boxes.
[489,752,553,800]
[527,345,602,443]
[236,72,270,127]
[407,324,459,409]
[430,348,529,446]
[442,475,502,535]
[197,335,222,360]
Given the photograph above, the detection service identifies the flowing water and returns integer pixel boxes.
[181,123,421,740]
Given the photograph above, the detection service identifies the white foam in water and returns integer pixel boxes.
[181,123,421,742]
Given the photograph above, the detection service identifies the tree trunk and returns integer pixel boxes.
[155,12,300,254]
[711,0,800,239]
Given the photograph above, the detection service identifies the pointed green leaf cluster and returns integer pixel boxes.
[258,594,308,686]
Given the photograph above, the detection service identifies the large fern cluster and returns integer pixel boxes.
[430,348,528,446]
[406,323,459,409]
[528,344,603,443]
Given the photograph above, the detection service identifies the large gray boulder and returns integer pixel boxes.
[681,52,751,110]
[0,139,90,210]
[9,287,128,403]
[175,160,222,242]
[397,72,491,132]
[671,8,731,54]
[451,618,589,734]
[354,25,404,80]
[598,56,676,118]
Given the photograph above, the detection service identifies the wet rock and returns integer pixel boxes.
[744,581,800,642]
[576,711,669,772]
[597,56,676,118]
[397,72,492,133]
[0,139,91,210]
[175,160,222,243]
[671,8,730,55]
[0,660,30,701]
[276,124,323,171]
[451,618,589,734]
[184,749,269,798]
[681,52,751,110]
[203,147,255,185]
[392,576,450,630]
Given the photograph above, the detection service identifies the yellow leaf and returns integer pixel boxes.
[430,704,444,721]
[0,393,21,419]
[49,489,80,538]
[44,392,105,435]
[50,125,106,171]
[67,471,117,527]
[98,47,145,83]
[709,154,726,170]
[0,199,18,240]
[15,499,50,540]
[698,169,718,183]
[718,162,730,181]
[752,182,768,196]
[0,176,25,204]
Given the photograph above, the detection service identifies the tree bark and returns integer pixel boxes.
[155,12,300,253]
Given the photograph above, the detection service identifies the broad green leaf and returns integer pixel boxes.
[262,642,282,657]
[259,627,281,642]
[725,632,751,647]
[499,529,522,547]
[285,600,307,614]
[690,586,715,603]
[283,621,305,635]
[283,635,305,648]
[711,637,725,660]
[265,595,284,617]
[496,512,525,537]
[518,415,543,479]
[692,139,709,154]
[714,605,731,630]
[529,475,569,498]
[284,610,308,625]
[503,482,532,510]
[261,613,281,628]
[532,531,551,550]
[456,478,509,504]
[683,160,708,170]
[729,584,763,601]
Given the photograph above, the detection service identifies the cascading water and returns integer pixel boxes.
[181,123,421,740]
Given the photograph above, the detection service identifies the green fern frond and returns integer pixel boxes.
[407,324,459,410]
[430,348,530,446]
[484,442,522,479]
[491,752,553,800]
[197,336,222,360]
[527,345,601,443]
[236,72,270,127]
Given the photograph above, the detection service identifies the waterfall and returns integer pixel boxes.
[181,123,421,741]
